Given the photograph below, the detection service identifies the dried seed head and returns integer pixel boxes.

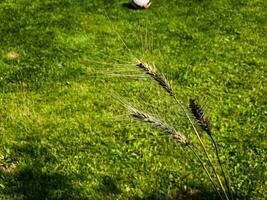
[129,105,189,145]
[137,62,174,96]
[189,99,211,134]
[172,131,189,145]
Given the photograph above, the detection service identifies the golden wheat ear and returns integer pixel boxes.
[130,106,189,145]
[114,94,189,145]
[136,62,174,96]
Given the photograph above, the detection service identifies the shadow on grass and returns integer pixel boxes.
[122,3,137,10]
[98,175,122,195]
[0,143,87,200]
[1,168,85,200]
[133,184,246,200]
[133,186,220,200]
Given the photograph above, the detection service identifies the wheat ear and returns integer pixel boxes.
[127,105,188,145]
[137,62,174,96]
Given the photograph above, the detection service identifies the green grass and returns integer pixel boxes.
[0,0,266,199]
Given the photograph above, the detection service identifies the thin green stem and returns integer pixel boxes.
[209,134,232,200]
[188,145,224,200]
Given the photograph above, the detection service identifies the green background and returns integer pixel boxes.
[0,0,266,199]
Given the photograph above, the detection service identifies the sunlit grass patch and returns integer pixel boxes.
[5,51,20,61]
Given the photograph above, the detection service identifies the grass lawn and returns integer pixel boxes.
[0,0,266,199]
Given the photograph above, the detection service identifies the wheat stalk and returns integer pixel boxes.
[189,98,232,199]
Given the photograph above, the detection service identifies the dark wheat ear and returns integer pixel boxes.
[189,99,211,135]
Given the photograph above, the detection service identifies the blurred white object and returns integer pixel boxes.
[131,0,151,9]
